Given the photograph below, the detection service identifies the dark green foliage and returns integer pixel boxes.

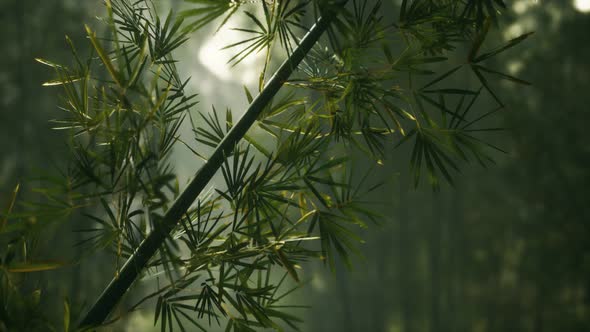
[304,4,590,332]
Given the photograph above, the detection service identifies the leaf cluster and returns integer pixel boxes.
[8,0,533,330]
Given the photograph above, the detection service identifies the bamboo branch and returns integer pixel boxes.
[79,1,347,327]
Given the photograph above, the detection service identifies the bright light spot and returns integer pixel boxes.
[198,18,263,84]
[513,1,528,14]
[311,272,326,291]
[126,311,158,331]
[513,0,529,14]
[503,17,537,40]
[574,0,590,12]
[504,23,524,40]
[507,60,524,75]
[512,0,540,14]
[241,68,258,86]
[388,323,402,332]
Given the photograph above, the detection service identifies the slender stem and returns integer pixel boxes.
[79,2,346,327]
[258,0,277,92]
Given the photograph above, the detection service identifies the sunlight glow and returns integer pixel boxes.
[311,272,326,291]
[574,0,590,12]
[513,0,537,14]
[507,60,524,75]
[198,20,263,84]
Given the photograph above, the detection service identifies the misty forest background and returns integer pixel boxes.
[1,0,589,331]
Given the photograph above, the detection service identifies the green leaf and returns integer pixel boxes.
[471,65,504,107]
[35,57,65,69]
[1,183,19,231]
[64,298,71,332]
[473,65,531,85]
[6,261,65,273]
[474,31,534,63]
[85,25,122,88]
[181,0,239,32]
[421,66,462,90]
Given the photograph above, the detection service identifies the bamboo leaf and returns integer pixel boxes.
[6,261,65,273]
[85,25,122,88]
[64,298,71,332]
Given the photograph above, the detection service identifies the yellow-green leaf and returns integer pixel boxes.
[64,298,70,332]
[85,24,122,88]
[7,261,65,273]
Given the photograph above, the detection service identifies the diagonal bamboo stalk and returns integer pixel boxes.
[79,1,347,327]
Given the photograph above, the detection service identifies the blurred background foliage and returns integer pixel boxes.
[302,2,590,332]
[1,0,589,331]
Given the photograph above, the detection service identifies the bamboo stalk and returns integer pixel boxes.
[79,1,347,327]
